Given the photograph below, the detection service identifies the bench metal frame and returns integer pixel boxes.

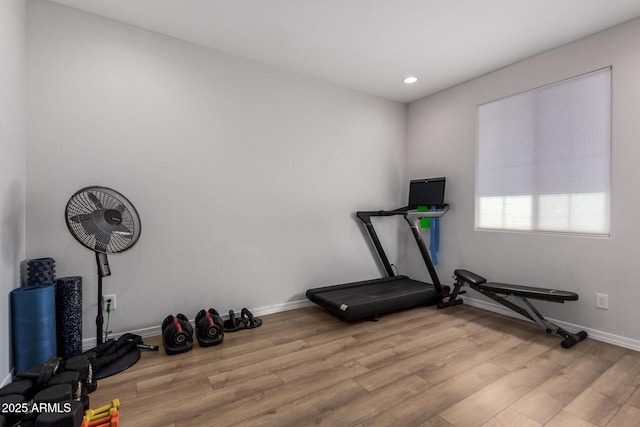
[442,269,588,348]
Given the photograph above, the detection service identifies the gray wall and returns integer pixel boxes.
[26,0,407,342]
[12,1,640,377]
[405,18,640,346]
[0,0,27,384]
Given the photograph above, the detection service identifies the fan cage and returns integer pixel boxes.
[65,186,141,254]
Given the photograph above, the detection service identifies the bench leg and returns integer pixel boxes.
[517,297,587,348]
[519,297,558,333]
[437,276,465,308]
[471,287,587,348]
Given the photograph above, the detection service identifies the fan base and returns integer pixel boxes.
[93,348,141,380]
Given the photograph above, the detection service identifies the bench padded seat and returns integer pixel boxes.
[454,269,487,286]
[478,282,578,302]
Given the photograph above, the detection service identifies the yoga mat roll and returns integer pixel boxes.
[11,283,57,373]
[55,276,83,359]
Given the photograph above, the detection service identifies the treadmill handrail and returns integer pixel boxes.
[406,204,449,219]
[357,204,449,223]
[355,204,448,295]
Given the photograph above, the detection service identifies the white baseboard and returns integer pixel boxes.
[82,299,314,350]
[2,370,13,387]
[81,296,640,353]
[463,296,640,352]
[248,299,314,317]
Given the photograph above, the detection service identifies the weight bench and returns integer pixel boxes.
[440,269,587,348]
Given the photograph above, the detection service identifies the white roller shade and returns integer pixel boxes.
[476,68,611,235]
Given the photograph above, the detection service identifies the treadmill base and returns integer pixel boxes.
[306,275,447,321]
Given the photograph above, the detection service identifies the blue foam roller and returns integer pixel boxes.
[11,283,57,373]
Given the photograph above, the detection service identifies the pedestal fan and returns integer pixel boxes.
[65,186,141,379]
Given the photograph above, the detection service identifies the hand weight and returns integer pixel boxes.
[195,308,224,347]
[161,314,193,355]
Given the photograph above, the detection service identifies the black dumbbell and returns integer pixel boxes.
[47,371,80,400]
[34,400,84,427]
[80,389,90,411]
[0,380,34,400]
[0,394,24,426]
[15,358,62,391]
[63,355,96,394]
[34,384,73,404]
[195,309,225,347]
[161,314,193,355]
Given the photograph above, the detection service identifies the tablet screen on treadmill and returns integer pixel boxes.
[408,177,446,209]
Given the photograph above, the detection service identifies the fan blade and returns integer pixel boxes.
[70,213,92,224]
[112,224,133,239]
[94,229,113,252]
[71,213,99,235]
[88,193,104,210]
[114,204,126,214]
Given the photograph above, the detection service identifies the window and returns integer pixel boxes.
[476,68,611,236]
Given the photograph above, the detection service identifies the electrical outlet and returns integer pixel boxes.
[596,293,608,309]
[103,294,117,311]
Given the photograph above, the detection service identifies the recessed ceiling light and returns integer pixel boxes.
[403,76,418,84]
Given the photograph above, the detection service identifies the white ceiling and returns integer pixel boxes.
[47,0,640,103]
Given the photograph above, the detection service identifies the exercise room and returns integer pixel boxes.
[2,1,640,426]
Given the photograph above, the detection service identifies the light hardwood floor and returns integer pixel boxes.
[89,304,640,426]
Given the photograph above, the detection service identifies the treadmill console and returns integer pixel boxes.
[408,177,446,209]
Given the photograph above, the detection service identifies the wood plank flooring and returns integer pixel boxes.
[89,305,640,426]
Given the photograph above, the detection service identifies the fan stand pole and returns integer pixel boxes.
[96,273,104,346]
[95,252,111,346]
[88,250,141,380]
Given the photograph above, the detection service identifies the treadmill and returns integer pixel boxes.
[306,178,450,321]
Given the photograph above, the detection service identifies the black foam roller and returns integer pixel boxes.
[55,277,82,359]
[26,258,56,287]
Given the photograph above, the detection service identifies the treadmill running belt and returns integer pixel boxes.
[306,275,446,321]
